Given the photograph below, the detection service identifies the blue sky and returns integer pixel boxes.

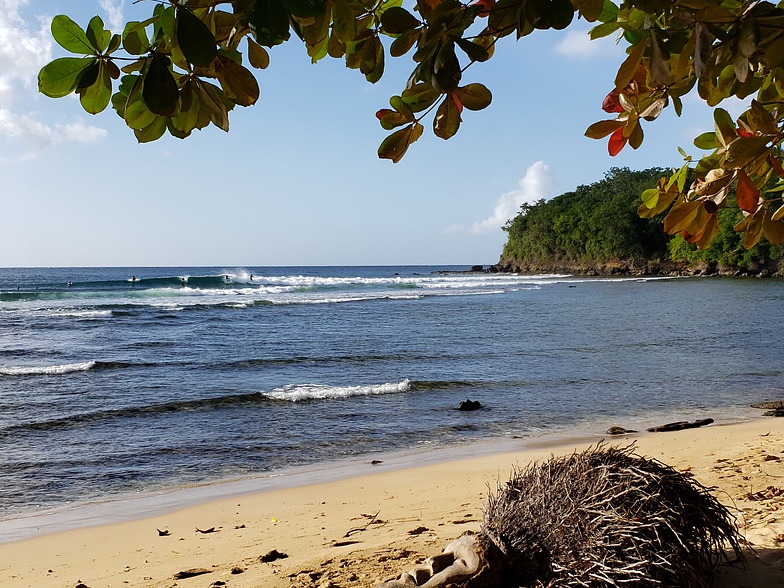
[0,0,722,267]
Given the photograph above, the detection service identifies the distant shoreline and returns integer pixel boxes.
[454,259,784,278]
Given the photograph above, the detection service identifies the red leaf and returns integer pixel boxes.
[770,154,784,177]
[737,127,755,138]
[736,170,760,213]
[474,0,495,17]
[450,92,464,114]
[602,89,624,113]
[376,108,394,120]
[608,127,627,156]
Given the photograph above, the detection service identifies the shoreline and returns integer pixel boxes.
[0,411,769,544]
[1,418,783,587]
[0,412,763,544]
[0,428,622,544]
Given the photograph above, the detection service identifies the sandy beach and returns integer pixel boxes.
[1,418,783,588]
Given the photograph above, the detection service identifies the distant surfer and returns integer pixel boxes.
[225,275,230,282]
[250,274,254,281]
[130,276,138,283]
[66,281,73,287]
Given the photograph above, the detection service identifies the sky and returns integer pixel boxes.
[0,0,727,267]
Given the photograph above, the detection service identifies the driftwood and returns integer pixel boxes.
[378,443,744,588]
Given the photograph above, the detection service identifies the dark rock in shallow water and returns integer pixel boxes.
[647,418,714,433]
[763,408,784,417]
[458,399,482,411]
[752,400,784,410]
[607,426,638,435]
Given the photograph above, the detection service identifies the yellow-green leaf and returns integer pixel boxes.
[378,122,423,163]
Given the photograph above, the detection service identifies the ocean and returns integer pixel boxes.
[0,266,782,528]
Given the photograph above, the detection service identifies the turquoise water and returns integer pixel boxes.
[0,266,782,520]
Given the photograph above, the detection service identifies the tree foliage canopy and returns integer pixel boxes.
[39,0,784,249]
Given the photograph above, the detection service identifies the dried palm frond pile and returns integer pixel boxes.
[475,443,744,587]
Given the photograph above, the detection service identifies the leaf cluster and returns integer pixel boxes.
[38,0,784,252]
[38,0,604,150]
[584,0,784,250]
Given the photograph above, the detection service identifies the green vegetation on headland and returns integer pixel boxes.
[497,168,784,277]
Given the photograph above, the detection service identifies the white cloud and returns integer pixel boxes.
[554,28,623,59]
[0,0,52,109]
[0,0,107,157]
[470,161,554,234]
[98,0,125,32]
[0,108,106,146]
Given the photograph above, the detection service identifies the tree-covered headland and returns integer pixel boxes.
[498,167,784,276]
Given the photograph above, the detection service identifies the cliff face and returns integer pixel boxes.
[493,256,784,278]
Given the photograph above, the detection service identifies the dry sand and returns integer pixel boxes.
[1,418,783,588]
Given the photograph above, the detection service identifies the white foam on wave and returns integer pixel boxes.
[0,361,96,376]
[262,379,410,402]
[48,309,112,319]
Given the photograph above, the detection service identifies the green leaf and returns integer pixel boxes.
[250,0,291,47]
[590,21,619,39]
[598,0,619,22]
[576,0,603,21]
[663,200,703,234]
[78,61,113,114]
[198,80,233,132]
[454,83,492,111]
[432,41,460,94]
[332,0,357,43]
[134,115,167,143]
[377,109,411,130]
[725,137,770,169]
[214,54,260,106]
[86,16,111,53]
[38,57,96,98]
[614,33,647,90]
[693,132,718,150]
[143,53,180,116]
[170,81,200,135]
[381,7,420,34]
[549,0,575,30]
[123,21,151,55]
[378,122,424,163]
[434,94,461,140]
[584,119,624,139]
[247,38,271,69]
[283,0,326,18]
[125,92,157,130]
[107,34,122,54]
[401,83,438,113]
[713,108,737,146]
[51,15,97,55]
[177,7,218,67]
[455,38,489,62]
[390,29,419,57]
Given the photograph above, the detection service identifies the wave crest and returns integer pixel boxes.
[0,361,96,376]
[262,380,411,402]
